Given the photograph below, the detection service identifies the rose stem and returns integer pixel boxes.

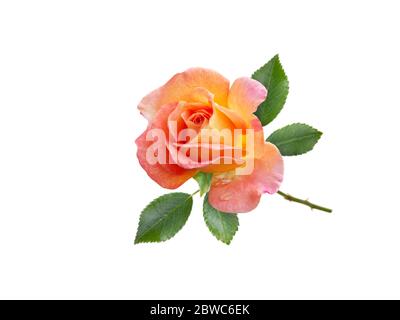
[277,190,332,213]
[191,190,200,197]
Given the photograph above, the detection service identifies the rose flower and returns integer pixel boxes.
[136,68,283,213]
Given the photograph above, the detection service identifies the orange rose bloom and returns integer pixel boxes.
[136,68,283,213]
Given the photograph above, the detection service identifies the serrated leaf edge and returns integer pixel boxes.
[252,54,290,126]
[266,123,323,156]
[252,54,288,88]
[134,192,193,244]
[203,196,239,245]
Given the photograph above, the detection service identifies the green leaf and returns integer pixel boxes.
[134,193,193,244]
[266,123,322,156]
[252,54,289,126]
[193,172,213,196]
[203,194,239,245]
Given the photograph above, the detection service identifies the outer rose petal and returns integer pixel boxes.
[138,68,230,121]
[228,77,267,119]
[136,103,197,189]
[208,142,283,213]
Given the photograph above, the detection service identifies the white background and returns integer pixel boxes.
[1,0,400,300]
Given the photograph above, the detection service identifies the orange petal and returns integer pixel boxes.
[208,142,283,213]
[208,105,236,132]
[212,104,248,130]
[228,77,267,119]
[138,68,230,121]
[174,142,244,170]
[136,103,197,189]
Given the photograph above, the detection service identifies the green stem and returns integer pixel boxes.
[191,190,200,197]
[277,190,332,213]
